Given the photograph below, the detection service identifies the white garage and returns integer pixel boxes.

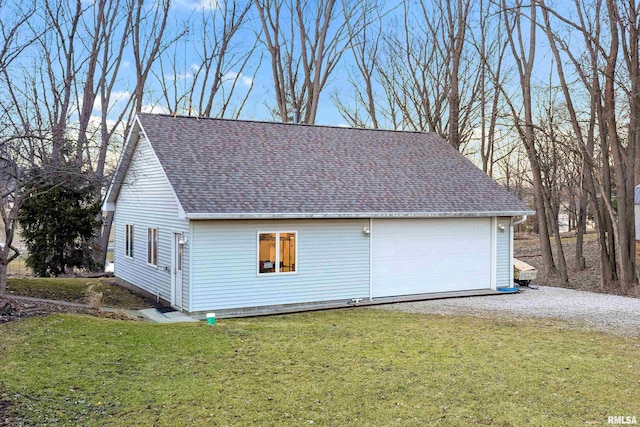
[372,217,493,298]
[107,113,533,316]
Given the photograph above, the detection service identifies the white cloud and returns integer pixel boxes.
[222,71,253,87]
[87,115,127,137]
[173,0,219,11]
[166,64,200,82]
[166,71,193,82]
[140,104,170,114]
[93,90,132,113]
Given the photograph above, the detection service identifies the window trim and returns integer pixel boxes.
[256,230,298,276]
[125,224,134,259]
[147,227,159,267]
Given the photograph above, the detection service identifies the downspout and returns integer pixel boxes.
[510,215,527,288]
[512,215,528,226]
[509,219,515,287]
[491,217,497,289]
[369,217,373,301]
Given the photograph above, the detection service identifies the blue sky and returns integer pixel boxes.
[2,0,578,132]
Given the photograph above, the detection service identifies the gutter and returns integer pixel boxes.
[186,210,536,220]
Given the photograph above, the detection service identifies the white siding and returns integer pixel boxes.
[190,219,370,312]
[113,137,189,307]
[496,217,511,287]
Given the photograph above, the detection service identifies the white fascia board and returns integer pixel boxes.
[185,210,536,220]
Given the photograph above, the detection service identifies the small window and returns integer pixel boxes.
[279,232,296,272]
[125,224,134,258]
[177,241,183,271]
[258,231,296,275]
[258,233,276,273]
[147,227,158,266]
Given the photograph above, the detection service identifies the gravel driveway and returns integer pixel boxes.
[379,286,640,337]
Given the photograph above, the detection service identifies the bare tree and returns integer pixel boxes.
[602,0,637,288]
[501,0,558,279]
[156,1,258,118]
[533,80,569,283]
[28,0,132,269]
[445,0,472,150]
[0,0,38,295]
[384,2,451,133]
[1,0,177,275]
[128,0,176,115]
[470,0,511,176]
[332,2,383,128]
[254,0,376,124]
[539,0,616,284]
[537,0,640,291]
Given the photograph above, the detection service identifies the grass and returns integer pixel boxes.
[1,309,639,426]
[5,278,151,309]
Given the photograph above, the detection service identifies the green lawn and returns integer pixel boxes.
[6,278,151,309]
[1,310,638,426]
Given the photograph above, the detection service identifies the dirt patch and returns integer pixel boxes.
[0,297,137,324]
[514,233,640,298]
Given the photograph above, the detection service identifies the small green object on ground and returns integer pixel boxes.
[206,312,216,325]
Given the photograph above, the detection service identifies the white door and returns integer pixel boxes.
[372,218,492,298]
[172,233,184,308]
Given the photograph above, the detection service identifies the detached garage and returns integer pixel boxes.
[104,113,533,316]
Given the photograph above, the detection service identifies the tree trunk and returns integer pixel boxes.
[604,0,636,290]
[548,209,570,284]
[503,0,557,277]
[446,0,469,150]
[98,210,114,268]
[575,188,587,270]
[0,262,6,297]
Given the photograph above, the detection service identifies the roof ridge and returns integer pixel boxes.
[137,112,429,135]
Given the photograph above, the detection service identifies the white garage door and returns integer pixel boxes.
[372,218,492,298]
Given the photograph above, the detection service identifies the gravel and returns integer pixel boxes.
[379,286,640,338]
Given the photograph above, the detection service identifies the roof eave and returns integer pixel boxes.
[185,210,536,220]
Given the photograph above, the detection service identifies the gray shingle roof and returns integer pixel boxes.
[135,113,532,218]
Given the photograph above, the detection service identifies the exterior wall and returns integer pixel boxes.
[113,137,190,306]
[189,219,370,312]
[496,217,511,287]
